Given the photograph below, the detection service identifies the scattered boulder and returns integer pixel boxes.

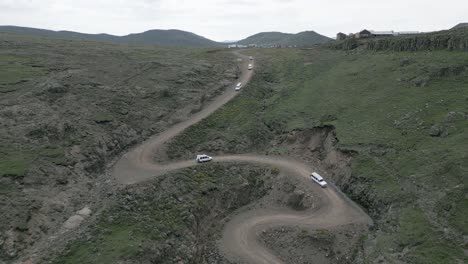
[63,206,92,229]
[429,124,449,138]
[412,76,429,87]
[444,111,466,123]
[63,215,85,229]
[429,125,442,137]
[400,59,412,67]
[76,206,92,217]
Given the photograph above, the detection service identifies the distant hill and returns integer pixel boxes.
[452,23,468,29]
[0,26,222,47]
[120,29,222,47]
[0,26,332,48]
[236,31,331,47]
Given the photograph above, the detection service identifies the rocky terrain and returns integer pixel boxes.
[0,33,239,262]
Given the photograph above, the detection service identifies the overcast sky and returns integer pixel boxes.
[0,0,466,41]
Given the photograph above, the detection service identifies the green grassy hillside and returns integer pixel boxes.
[237,31,331,47]
[168,47,468,263]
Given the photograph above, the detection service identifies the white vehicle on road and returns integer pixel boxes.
[196,154,212,163]
[310,172,327,188]
[248,64,253,70]
[249,56,254,60]
[235,82,242,91]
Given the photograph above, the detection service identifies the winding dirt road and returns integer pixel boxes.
[112,51,372,263]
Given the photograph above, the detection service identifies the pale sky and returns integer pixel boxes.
[0,0,466,41]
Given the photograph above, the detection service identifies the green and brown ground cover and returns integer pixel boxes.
[0,33,238,261]
[168,41,468,263]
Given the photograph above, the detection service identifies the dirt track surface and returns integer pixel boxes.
[112,51,372,263]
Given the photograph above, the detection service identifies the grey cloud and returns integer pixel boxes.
[0,0,466,41]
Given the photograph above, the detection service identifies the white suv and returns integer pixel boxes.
[196,154,212,163]
[248,64,253,70]
[310,172,327,188]
[235,82,242,91]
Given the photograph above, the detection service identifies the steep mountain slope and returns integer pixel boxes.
[0,26,222,47]
[237,31,331,47]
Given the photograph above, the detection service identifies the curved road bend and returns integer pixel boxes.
[112,51,372,264]
[113,51,253,185]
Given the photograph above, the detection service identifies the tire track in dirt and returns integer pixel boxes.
[112,51,372,264]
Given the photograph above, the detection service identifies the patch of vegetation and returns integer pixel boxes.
[0,145,68,178]
[0,54,46,86]
[0,148,34,178]
[0,181,17,195]
[168,47,468,262]
[39,146,68,165]
[53,224,144,264]
[92,113,114,124]
[0,157,29,178]
[395,208,463,264]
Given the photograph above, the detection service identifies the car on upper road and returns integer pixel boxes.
[249,56,254,60]
[235,82,242,91]
[310,172,327,188]
[248,64,253,70]
[196,154,212,163]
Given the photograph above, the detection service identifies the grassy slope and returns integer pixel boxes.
[168,48,468,263]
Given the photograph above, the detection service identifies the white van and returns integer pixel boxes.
[310,172,327,188]
[235,82,242,91]
[248,64,253,70]
[196,154,212,163]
